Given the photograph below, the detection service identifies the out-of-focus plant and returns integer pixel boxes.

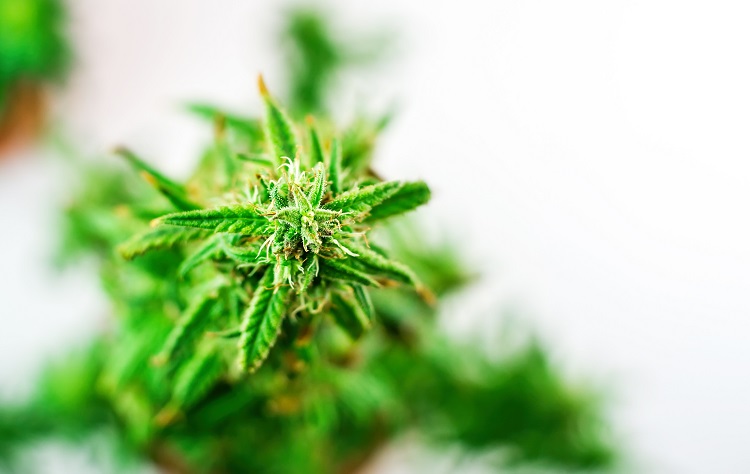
[0,5,616,474]
[280,6,390,116]
[0,0,69,150]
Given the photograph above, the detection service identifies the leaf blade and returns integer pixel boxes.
[308,121,325,167]
[178,234,227,277]
[170,342,224,410]
[318,258,380,287]
[346,242,420,286]
[259,75,298,163]
[118,226,210,260]
[330,291,371,340]
[237,269,289,373]
[160,205,269,236]
[328,137,342,195]
[324,181,400,213]
[366,180,431,222]
[155,293,217,365]
[352,284,374,321]
[307,162,327,208]
[116,147,201,211]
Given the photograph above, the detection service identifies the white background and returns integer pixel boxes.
[2,1,750,472]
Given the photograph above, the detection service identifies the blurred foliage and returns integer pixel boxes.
[0,5,616,474]
[281,6,391,116]
[0,0,69,110]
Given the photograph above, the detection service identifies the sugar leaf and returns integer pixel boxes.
[237,269,290,373]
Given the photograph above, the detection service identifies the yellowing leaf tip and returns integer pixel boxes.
[257,74,270,98]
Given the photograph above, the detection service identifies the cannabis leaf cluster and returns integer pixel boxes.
[117,76,429,383]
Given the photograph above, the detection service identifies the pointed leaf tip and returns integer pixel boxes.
[112,145,128,156]
[257,74,270,97]
[259,77,298,163]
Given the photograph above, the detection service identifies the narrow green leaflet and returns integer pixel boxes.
[237,270,290,373]
[160,205,268,235]
[345,242,419,286]
[116,147,201,211]
[307,163,327,208]
[213,122,239,185]
[178,234,226,277]
[330,292,371,340]
[222,241,266,266]
[324,181,400,213]
[170,342,224,410]
[318,258,380,287]
[366,180,431,222]
[118,226,209,260]
[299,256,319,292]
[259,75,298,162]
[308,122,325,166]
[155,294,217,365]
[237,153,274,167]
[352,284,374,321]
[187,103,262,140]
[102,318,170,391]
[328,137,342,194]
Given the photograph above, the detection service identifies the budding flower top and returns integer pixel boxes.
[117,76,431,379]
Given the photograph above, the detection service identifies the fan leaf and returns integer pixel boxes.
[160,205,268,236]
[118,226,209,260]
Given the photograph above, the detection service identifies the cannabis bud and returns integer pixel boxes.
[117,76,430,386]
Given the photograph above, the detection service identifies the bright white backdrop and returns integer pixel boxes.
[2,1,750,473]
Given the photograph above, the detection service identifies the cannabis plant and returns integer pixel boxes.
[0,6,615,473]
[117,76,430,390]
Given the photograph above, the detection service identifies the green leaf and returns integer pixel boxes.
[307,163,327,208]
[259,75,298,163]
[236,153,274,167]
[116,147,201,211]
[273,208,303,227]
[328,137,343,195]
[222,241,265,266]
[156,293,217,365]
[308,122,325,166]
[352,284,374,321]
[102,317,170,392]
[366,181,431,222]
[300,255,319,292]
[213,123,239,186]
[318,258,380,287]
[330,291,371,340]
[346,242,419,286]
[324,181,400,213]
[269,180,290,209]
[237,269,290,373]
[160,205,268,235]
[291,183,314,214]
[118,226,209,260]
[178,234,226,277]
[187,103,262,140]
[170,342,224,409]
